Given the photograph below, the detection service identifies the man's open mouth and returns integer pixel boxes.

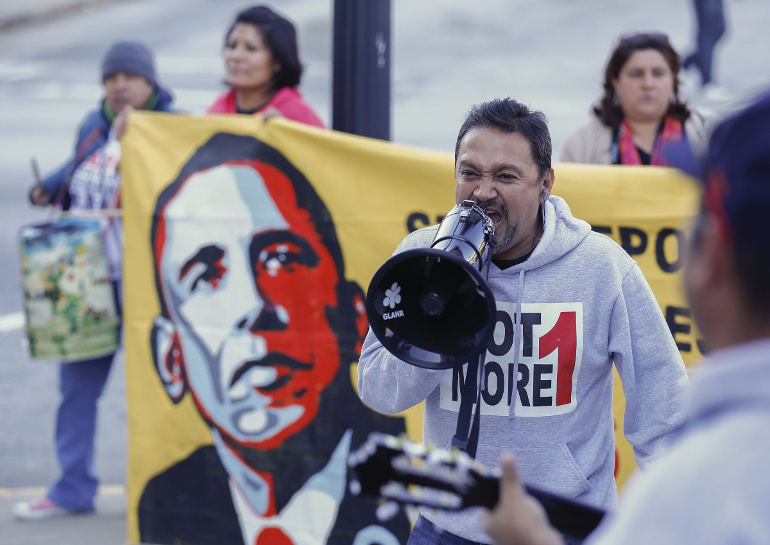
[484,208,503,227]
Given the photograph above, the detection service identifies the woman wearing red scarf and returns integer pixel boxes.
[561,33,713,166]
[207,5,325,128]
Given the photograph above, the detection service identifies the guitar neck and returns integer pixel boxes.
[525,484,605,540]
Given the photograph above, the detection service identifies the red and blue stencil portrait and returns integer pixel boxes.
[139,133,410,545]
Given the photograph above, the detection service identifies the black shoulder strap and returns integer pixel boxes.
[451,354,484,457]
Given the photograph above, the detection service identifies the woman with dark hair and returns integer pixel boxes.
[561,33,713,165]
[207,5,324,127]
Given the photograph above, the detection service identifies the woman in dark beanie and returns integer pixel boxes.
[16,40,174,521]
[207,5,324,127]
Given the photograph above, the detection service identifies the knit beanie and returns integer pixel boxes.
[101,40,156,87]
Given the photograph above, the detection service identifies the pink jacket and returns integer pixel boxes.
[206,87,325,128]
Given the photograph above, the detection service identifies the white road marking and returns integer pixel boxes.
[0,484,125,498]
[0,311,24,333]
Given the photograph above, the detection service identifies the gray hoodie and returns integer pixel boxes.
[358,196,689,543]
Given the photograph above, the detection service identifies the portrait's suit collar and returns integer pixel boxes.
[213,429,352,545]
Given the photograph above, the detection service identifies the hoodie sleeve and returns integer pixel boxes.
[357,328,445,414]
[609,262,689,470]
[356,227,445,414]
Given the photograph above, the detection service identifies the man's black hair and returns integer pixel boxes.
[454,97,553,180]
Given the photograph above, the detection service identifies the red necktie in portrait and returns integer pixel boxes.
[256,526,294,545]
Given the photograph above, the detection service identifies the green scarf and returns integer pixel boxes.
[102,91,159,122]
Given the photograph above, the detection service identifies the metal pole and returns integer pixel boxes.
[332,0,391,140]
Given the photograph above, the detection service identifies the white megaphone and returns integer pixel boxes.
[365,200,498,370]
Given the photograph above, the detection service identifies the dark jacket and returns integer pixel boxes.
[32,84,174,210]
[138,369,412,545]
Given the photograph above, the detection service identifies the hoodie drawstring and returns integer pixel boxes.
[509,268,526,418]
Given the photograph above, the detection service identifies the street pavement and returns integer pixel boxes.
[0,7,130,545]
[0,0,122,30]
[1,0,769,544]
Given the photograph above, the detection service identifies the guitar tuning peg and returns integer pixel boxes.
[349,479,362,496]
[405,505,419,523]
[404,441,428,458]
[375,501,401,522]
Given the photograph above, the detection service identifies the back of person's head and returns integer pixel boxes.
[594,33,690,129]
[455,97,552,180]
[101,40,157,88]
[226,5,302,90]
[697,91,770,320]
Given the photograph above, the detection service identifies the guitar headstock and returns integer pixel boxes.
[347,432,498,512]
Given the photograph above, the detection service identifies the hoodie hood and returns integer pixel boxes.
[152,82,175,112]
[686,337,770,425]
[509,195,592,272]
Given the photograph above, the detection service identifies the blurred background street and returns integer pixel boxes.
[1,0,768,543]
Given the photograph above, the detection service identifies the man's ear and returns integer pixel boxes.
[541,168,555,204]
[151,315,187,403]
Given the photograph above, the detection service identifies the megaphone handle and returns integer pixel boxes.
[451,354,484,457]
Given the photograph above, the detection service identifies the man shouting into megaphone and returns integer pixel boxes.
[357,97,689,545]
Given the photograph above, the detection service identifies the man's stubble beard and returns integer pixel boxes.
[494,220,516,256]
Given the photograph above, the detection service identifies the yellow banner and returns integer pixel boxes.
[121,112,700,544]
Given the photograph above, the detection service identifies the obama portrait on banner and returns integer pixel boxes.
[138,133,410,545]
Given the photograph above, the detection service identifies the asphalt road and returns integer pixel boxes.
[0,0,768,543]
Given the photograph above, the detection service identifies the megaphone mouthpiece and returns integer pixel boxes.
[420,292,445,316]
